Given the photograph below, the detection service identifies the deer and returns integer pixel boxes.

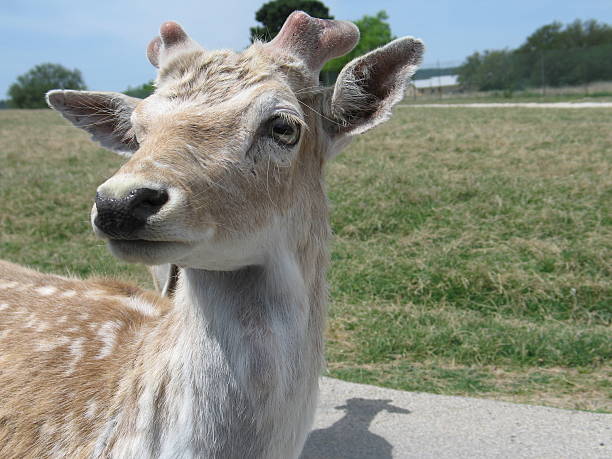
[0,12,423,458]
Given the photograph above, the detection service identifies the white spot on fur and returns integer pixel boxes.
[0,280,18,290]
[0,302,9,311]
[36,285,58,296]
[65,337,85,375]
[16,282,34,292]
[61,289,77,298]
[40,421,57,436]
[57,315,68,324]
[78,312,90,321]
[85,289,106,299]
[95,321,121,359]
[121,297,158,317]
[37,336,70,352]
[85,399,98,419]
[24,313,38,328]
[26,316,49,331]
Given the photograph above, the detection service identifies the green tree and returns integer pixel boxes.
[250,0,333,42]
[457,19,612,91]
[124,81,155,99]
[515,19,612,87]
[457,49,519,91]
[456,52,483,90]
[8,63,86,109]
[517,19,612,54]
[321,11,395,83]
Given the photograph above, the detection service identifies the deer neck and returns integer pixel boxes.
[108,226,329,458]
[175,246,326,387]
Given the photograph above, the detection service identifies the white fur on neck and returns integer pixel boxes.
[106,247,320,458]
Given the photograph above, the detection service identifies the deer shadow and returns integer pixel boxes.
[300,398,411,459]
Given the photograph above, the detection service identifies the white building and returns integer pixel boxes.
[409,75,460,95]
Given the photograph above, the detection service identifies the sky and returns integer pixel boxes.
[1,0,611,98]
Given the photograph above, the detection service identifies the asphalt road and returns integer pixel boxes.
[300,377,611,459]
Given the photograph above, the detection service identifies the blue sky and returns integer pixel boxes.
[1,0,611,97]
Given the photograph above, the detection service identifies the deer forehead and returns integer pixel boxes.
[138,44,307,127]
[132,81,304,150]
[155,44,308,100]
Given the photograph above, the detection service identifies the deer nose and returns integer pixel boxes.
[94,188,169,239]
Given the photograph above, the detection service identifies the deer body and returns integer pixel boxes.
[0,250,324,457]
[0,12,422,458]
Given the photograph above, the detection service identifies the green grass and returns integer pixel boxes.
[0,109,152,286]
[1,108,610,412]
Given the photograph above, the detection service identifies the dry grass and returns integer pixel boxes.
[0,107,610,411]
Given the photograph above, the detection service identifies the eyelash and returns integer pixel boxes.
[268,113,302,146]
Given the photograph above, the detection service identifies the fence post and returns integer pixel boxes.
[540,53,546,96]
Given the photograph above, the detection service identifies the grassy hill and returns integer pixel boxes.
[1,108,610,412]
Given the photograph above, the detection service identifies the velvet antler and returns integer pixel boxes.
[264,11,360,76]
[147,21,201,68]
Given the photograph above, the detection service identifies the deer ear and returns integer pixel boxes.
[46,90,140,156]
[328,37,424,138]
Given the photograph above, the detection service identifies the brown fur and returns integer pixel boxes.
[0,261,171,457]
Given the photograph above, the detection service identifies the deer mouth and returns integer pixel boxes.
[106,239,192,265]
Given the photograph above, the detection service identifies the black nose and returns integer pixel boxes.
[94,188,169,239]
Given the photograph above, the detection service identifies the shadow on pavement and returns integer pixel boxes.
[300,398,410,459]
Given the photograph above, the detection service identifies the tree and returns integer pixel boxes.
[457,19,612,91]
[456,52,483,90]
[321,11,395,83]
[515,19,612,87]
[457,49,519,91]
[250,0,333,42]
[8,63,86,109]
[517,19,612,54]
[124,81,155,99]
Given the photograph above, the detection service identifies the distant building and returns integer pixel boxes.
[407,75,460,96]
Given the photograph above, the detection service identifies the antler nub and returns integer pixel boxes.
[147,21,199,68]
[147,37,162,68]
[266,11,360,74]
[160,21,189,47]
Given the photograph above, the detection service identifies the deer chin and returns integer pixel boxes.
[107,239,193,265]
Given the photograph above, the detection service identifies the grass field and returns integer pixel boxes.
[404,82,612,104]
[1,107,610,412]
[404,93,612,105]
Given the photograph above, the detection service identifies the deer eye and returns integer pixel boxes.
[269,116,300,146]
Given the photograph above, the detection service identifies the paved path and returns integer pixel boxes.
[399,102,612,108]
[300,377,611,459]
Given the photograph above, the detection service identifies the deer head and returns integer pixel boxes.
[46,12,423,272]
